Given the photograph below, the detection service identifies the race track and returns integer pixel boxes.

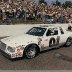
[0,36,72,70]
[0,24,72,70]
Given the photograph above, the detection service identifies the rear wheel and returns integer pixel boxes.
[65,37,72,47]
[24,45,37,59]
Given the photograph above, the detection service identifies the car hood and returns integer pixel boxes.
[1,34,38,47]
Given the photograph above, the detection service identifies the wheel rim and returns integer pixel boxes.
[66,38,72,46]
[26,47,36,58]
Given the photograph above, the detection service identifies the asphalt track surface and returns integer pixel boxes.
[0,37,72,70]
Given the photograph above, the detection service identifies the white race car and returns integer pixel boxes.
[0,25,72,59]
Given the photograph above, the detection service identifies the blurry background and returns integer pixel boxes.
[0,0,72,24]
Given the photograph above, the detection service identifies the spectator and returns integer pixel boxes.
[0,0,72,24]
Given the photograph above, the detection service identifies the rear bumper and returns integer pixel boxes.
[0,49,11,59]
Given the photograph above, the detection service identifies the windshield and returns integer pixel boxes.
[26,27,46,36]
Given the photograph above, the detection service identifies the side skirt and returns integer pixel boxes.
[40,43,64,52]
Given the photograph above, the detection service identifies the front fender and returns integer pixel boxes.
[24,43,40,53]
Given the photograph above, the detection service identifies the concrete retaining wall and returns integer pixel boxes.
[0,24,69,37]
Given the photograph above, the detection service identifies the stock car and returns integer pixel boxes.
[0,25,72,59]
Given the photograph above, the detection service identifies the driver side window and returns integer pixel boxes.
[46,28,58,36]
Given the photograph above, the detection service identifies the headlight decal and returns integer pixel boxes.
[7,46,15,52]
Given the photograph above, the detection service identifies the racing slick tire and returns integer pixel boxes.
[64,37,72,47]
[24,44,38,59]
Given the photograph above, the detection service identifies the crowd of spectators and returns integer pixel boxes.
[0,0,72,23]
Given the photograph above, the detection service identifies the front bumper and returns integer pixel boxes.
[0,49,11,59]
[0,42,24,59]
[0,49,24,60]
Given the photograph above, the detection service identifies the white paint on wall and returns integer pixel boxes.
[0,24,69,37]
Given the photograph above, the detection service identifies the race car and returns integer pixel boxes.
[0,25,72,59]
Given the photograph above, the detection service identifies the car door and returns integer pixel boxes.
[59,27,67,45]
[41,27,60,51]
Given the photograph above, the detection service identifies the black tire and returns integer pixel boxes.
[65,37,72,47]
[24,45,37,59]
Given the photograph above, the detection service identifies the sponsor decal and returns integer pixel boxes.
[38,38,42,45]
[41,44,46,48]
[44,39,48,41]
[11,54,15,58]
[15,52,23,57]
[11,47,24,58]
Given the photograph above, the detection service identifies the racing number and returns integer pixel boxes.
[49,36,60,47]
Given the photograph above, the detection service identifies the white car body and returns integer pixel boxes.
[0,25,72,59]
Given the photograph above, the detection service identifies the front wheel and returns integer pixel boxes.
[24,45,37,59]
[64,37,72,47]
